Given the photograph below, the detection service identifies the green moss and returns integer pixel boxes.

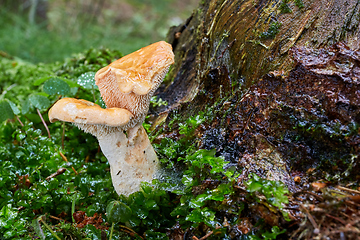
[279,0,292,13]
[294,0,304,8]
[260,22,282,39]
[280,0,304,13]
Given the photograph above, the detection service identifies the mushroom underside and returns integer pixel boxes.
[49,99,159,196]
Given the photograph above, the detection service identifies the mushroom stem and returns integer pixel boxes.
[49,98,160,196]
[92,125,158,196]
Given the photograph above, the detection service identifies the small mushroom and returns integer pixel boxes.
[49,41,174,196]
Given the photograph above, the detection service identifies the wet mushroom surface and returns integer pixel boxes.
[49,41,175,196]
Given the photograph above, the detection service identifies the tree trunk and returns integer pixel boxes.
[153,0,360,191]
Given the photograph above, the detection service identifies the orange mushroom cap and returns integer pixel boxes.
[49,98,133,127]
[95,41,174,108]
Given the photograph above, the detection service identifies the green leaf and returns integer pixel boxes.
[43,78,70,95]
[145,230,168,240]
[145,199,158,210]
[62,79,80,88]
[186,207,216,227]
[28,94,50,110]
[33,76,52,86]
[7,100,20,115]
[262,226,286,239]
[182,175,194,187]
[0,204,18,228]
[106,200,132,223]
[0,100,14,122]
[189,193,210,208]
[245,173,290,220]
[32,219,45,240]
[21,98,31,114]
[77,72,97,89]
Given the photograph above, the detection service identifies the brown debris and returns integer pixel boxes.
[14,174,31,190]
[73,211,108,230]
[45,168,67,181]
[290,186,360,239]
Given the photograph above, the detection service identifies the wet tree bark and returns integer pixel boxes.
[153,0,360,191]
[160,0,360,105]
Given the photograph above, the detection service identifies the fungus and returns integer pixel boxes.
[49,41,174,196]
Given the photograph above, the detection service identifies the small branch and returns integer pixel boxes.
[59,151,78,175]
[199,226,222,240]
[49,215,65,222]
[16,116,24,127]
[336,186,360,195]
[119,225,143,239]
[217,39,236,59]
[45,168,67,181]
[0,51,13,59]
[39,217,61,240]
[37,108,51,139]
[293,190,324,202]
[299,203,319,234]
[0,83,17,99]
[199,231,214,240]
[192,226,222,240]
[325,214,347,225]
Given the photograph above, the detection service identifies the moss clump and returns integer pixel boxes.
[279,0,292,13]
[280,0,304,13]
[294,0,304,9]
[260,22,282,39]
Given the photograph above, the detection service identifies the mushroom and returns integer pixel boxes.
[49,41,174,196]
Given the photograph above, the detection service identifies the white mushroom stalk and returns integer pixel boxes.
[49,41,174,196]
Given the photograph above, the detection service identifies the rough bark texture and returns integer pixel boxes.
[152,0,360,191]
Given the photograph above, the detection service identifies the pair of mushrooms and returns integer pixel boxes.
[49,41,174,196]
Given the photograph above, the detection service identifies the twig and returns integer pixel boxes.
[119,225,143,239]
[0,50,13,59]
[49,215,65,222]
[37,108,51,139]
[233,185,247,191]
[344,199,360,208]
[217,39,236,59]
[299,203,319,234]
[0,83,17,98]
[59,151,78,175]
[199,230,214,240]
[45,168,67,181]
[16,116,24,127]
[193,226,222,240]
[336,186,360,195]
[242,108,255,134]
[325,214,347,225]
[293,190,324,202]
[39,217,61,240]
